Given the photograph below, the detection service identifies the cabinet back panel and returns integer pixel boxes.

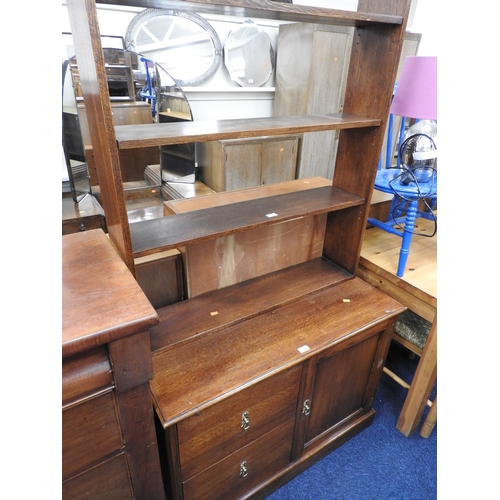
[184,213,326,297]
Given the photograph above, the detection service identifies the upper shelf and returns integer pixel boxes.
[130,185,364,258]
[96,0,403,27]
[115,113,381,149]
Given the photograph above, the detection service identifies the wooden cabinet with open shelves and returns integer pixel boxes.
[64,0,413,498]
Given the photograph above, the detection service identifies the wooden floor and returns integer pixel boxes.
[360,215,437,301]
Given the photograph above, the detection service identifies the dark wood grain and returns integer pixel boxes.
[182,419,295,500]
[130,186,364,257]
[177,365,301,480]
[62,346,113,408]
[62,391,123,480]
[115,383,166,500]
[62,454,134,500]
[62,229,159,358]
[150,258,351,354]
[96,0,403,27]
[151,277,404,427]
[115,113,381,149]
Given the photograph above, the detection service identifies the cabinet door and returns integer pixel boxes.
[224,142,262,191]
[261,137,297,185]
[292,325,388,459]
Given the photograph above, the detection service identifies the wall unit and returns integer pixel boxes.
[65,0,412,498]
[197,135,298,192]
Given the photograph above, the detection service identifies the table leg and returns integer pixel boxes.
[396,199,418,277]
[420,395,437,438]
[396,314,437,437]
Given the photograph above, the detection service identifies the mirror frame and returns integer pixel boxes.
[125,8,223,87]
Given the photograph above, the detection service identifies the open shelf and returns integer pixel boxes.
[97,0,403,27]
[130,185,364,257]
[150,257,353,354]
[115,113,381,149]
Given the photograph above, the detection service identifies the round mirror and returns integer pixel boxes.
[223,20,275,87]
[125,9,223,87]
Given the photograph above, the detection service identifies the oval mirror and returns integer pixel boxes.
[125,9,223,87]
[223,20,275,87]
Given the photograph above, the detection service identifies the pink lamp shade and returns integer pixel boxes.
[390,56,437,120]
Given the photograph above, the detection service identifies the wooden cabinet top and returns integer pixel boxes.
[62,229,159,358]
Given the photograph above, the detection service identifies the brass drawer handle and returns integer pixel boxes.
[241,411,250,431]
[302,399,311,416]
[240,460,248,478]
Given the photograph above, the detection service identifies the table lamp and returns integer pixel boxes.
[390,56,437,120]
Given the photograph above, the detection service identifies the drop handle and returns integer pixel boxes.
[240,460,249,478]
[302,399,311,416]
[241,411,250,431]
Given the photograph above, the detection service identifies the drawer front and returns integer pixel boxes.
[177,365,301,480]
[62,391,124,480]
[183,419,294,500]
[62,453,133,500]
[62,346,113,407]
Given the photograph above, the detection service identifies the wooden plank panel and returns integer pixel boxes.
[183,214,326,297]
[163,177,331,215]
[150,258,352,353]
[115,114,381,149]
[131,186,364,257]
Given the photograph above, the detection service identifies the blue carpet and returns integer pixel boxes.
[267,341,437,500]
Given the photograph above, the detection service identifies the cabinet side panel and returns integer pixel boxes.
[325,2,411,271]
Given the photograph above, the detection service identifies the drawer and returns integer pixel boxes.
[62,391,124,480]
[183,418,294,500]
[177,365,301,480]
[62,346,113,407]
[62,453,133,500]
